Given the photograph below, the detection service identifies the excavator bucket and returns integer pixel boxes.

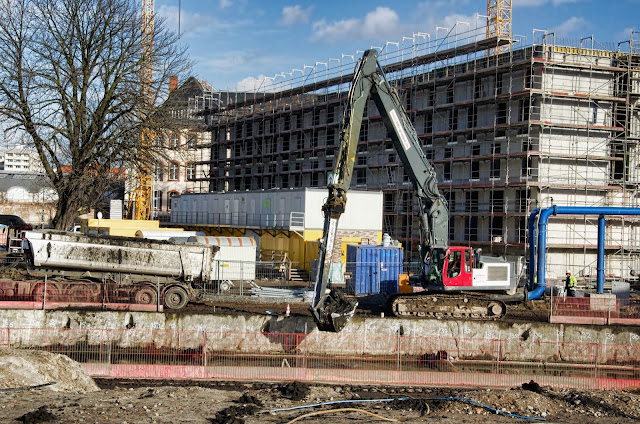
[313,290,358,332]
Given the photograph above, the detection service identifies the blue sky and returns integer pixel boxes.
[155,0,640,91]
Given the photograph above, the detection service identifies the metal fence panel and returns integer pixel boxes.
[3,327,639,390]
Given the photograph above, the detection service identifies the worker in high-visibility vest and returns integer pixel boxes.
[565,270,577,297]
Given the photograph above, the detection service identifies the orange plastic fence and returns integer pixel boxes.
[550,297,640,325]
[1,327,638,390]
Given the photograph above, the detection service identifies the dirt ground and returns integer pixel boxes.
[1,378,639,423]
[195,297,551,323]
[2,348,640,424]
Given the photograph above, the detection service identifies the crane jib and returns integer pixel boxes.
[389,109,411,151]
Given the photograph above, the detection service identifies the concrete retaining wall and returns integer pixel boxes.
[1,310,638,363]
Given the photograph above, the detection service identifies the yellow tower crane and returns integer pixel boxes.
[128,0,154,220]
[487,0,512,55]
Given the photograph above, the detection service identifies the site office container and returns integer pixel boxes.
[188,236,257,281]
[345,245,403,295]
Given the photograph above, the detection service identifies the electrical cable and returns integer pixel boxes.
[434,397,547,421]
[283,407,398,424]
[268,397,407,413]
[269,395,545,421]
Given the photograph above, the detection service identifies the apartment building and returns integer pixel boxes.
[198,27,640,279]
[0,147,44,174]
[149,76,212,221]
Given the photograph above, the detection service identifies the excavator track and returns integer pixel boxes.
[388,293,507,320]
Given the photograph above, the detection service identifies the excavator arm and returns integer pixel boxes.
[310,49,449,332]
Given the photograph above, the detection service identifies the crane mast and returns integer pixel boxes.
[128,0,154,220]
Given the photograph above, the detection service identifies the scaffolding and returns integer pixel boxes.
[196,19,640,282]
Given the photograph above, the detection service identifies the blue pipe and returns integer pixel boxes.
[528,206,556,300]
[597,215,605,293]
[532,206,640,300]
[527,209,540,292]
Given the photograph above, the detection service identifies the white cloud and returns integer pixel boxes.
[219,0,232,9]
[311,7,400,43]
[553,16,588,37]
[157,5,214,38]
[281,5,313,26]
[235,75,279,92]
[413,2,485,37]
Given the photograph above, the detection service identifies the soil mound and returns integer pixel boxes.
[0,348,99,393]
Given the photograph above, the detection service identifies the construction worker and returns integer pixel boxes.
[565,270,577,297]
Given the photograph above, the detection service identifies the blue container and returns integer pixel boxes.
[346,245,403,295]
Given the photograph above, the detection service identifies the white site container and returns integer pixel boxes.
[188,236,257,281]
[171,187,382,232]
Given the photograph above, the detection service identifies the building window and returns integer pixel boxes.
[490,190,504,212]
[152,190,162,210]
[491,216,503,238]
[521,156,533,177]
[168,191,179,210]
[518,217,527,243]
[448,217,455,242]
[443,163,451,181]
[169,162,179,181]
[170,133,180,149]
[153,137,163,147]
[516,188,531,213]
[187,134,197,149]
[465,191,478,212]
[464,216,478,240]
[153,163,164,181]
[444,191,455,212]
[471,161,479,180]
[490,159,500,179]
[186,162,196,181]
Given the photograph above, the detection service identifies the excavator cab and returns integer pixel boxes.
[442,247,473,287]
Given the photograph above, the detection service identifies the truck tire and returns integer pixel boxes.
[164,286,189,310]
[134,286,158,305]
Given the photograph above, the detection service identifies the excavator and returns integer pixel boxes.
[310,49,522,332]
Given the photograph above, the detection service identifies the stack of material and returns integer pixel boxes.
[249,284,314,302]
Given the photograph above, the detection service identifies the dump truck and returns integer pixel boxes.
[1,230,223,309]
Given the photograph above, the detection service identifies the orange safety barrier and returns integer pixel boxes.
[550,296,640,325]
[1,327,638,390]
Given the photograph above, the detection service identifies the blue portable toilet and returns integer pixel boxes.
[345,245,403,295]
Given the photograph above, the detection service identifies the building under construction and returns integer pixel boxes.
[193,22,640,281]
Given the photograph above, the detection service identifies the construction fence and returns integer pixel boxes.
[549,296,640,325]
[0,327,638,390]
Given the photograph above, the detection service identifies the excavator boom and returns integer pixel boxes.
[310,49,450,331]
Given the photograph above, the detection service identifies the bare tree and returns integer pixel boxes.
[0,0,190,229]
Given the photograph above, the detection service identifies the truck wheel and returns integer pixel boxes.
[134,286,158,305]
[32,283,59,302]
[164,286,189,310]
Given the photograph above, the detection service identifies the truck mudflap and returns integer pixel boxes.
[388,293,506,320]
[311,290,358,332]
